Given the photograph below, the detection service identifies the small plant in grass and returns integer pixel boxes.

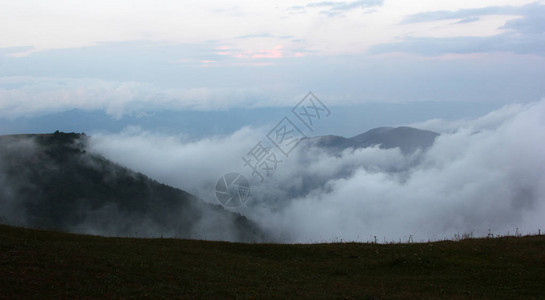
[487,229,494,238]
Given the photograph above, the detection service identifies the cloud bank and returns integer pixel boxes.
[0,76,275,119]
[372,3,545,56]
[90,99,545,243]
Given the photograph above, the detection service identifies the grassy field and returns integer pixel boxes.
[1,225,544,299]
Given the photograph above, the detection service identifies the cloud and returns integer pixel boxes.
[0,46,35,57]
[88,126,266,200]
[306,0,384,13]
[306,0,383,16]
[216,45,285,60]
[0,76,277,119]
[455,17,480,24]
[251,46,284,59]
[2,46,545,121]
[501,3,545,34]
[408,102,530,133]
[0,0,540,59]
[401,5,520,24]
[0,0,383,56]
[375,3,545,56]
[89,99,545,243]
[368,33,545,56]
[235,33,275,39]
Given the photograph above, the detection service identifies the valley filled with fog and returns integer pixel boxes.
[79,100,545,243]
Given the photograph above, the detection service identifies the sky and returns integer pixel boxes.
[1,1,545,242]
[1,0,545,137]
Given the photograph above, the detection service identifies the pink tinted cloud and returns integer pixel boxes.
[251,45,283,59]
[216,45,286,60]
[233,50,253,58]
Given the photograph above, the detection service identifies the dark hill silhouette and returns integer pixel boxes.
[0,131,265,242]
[307,126,439,154]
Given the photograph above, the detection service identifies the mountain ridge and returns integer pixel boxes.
[306,126,439,154]
[0,131,266,242]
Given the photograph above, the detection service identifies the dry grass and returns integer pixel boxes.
[1,224,545,299]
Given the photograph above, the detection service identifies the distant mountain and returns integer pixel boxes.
[0,131,266,242]
[306,126,439,154]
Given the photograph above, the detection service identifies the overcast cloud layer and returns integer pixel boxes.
[1,0,541,55]
[1,1,545,123]
[90,100,545,243]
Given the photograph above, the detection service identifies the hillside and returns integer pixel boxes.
[0,132,265,242]
[1,224,544,299]
[306,126,439,154]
